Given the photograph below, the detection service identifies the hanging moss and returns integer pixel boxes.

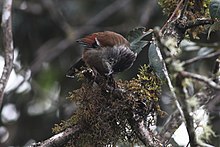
[53,65,164,146]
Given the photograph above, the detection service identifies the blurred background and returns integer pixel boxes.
[0,0,220,146]
[0,0,164,146]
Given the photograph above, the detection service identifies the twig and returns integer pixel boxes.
[160,0,184,33]
[0,0,14,108]
[181,71,220,89]
[179,0,189,20]
[177,18,214,30]
[129,119,162,147]
[182,50,220,66]
[159,109,182,144]
[213,58,220,83]
[153,28,185,120]
[155,45,185,117]
[181,79,198,147]
[179,57,220,147]
[156,18,198,145]
[32,126,80,147]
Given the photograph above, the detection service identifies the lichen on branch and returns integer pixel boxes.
[53,65,164,146]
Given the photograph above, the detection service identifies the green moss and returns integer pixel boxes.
[158,0,211,38]
[158,0,179,15]
[53,65,163,146]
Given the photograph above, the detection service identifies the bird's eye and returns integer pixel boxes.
[92,41,99,48]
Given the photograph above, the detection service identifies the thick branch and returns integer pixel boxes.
[0,0,14,108]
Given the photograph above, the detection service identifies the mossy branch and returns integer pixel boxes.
[52,65,163,146]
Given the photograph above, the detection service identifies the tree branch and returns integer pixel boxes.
[181,71,220,89]
[177,18,214,30]
[213,58,220,83]
[179,0,189,20]
[32,125,80,147]
[34,71,162,146]
[153,28,185,120]
[0,0,14,108]
[160,0,184,33]
[182,50,220,66]
[129,118,162,147]
[159,109,182,144]
[181,79,198,147]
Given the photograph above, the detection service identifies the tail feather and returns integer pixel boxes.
[66,58,86,78]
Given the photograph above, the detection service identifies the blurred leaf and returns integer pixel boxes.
[209,0,220,19]
[148,43,166,80]
[130,41,149,54]
[37,67,59,90]
[207,21,220,39]
[127,27,152,54]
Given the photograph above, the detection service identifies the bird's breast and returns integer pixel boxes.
[82,45,136,75]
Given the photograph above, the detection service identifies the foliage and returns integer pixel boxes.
[158,0,179,14]
[158,0,210,17]
[53,65,163,146]
[159,0,211,38]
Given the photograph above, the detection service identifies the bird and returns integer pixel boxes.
[66,31,137,81]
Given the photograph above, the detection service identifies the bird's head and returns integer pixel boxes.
[76,31,130,49]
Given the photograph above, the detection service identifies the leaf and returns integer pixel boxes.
[148,43,166,80]
[209,0,220,19]
[130,41,149,54]
[127,27,153,54]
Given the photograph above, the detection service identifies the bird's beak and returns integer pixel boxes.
[76,39,93,48]
[76,39,86,46]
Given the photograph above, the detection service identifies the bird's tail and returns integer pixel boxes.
[66,58,86,78]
